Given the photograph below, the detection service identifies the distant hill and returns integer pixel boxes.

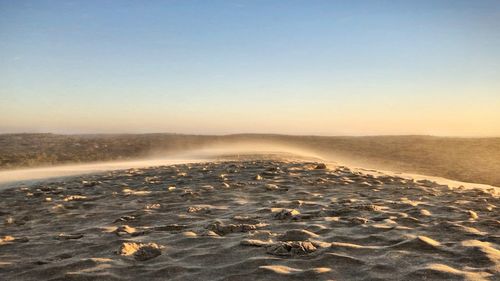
[1,133,499,187]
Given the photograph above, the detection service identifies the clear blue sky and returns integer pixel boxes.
[1,0,499,136]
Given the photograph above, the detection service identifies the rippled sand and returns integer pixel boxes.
[0,156,499,280]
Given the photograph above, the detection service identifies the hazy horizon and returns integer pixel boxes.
[2,1,500,136]
[2,131,500,138]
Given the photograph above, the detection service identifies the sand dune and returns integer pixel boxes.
[0,154,499,280]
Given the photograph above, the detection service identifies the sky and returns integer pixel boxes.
[1,0,499,136]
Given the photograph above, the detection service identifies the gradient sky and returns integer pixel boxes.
[1,0,499,136]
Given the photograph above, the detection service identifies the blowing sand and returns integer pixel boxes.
[0,158,209,187]
[0,154,499,280]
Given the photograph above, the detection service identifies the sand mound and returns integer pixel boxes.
[118,242,163,261]
[278,229,319,241]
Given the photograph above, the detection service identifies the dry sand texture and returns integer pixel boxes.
[0,155,499,280]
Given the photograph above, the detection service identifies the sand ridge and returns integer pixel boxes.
[0,156,499,280]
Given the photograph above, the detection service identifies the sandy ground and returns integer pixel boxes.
[0,154,499,280]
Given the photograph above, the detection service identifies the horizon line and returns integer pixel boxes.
[1,132,499,139]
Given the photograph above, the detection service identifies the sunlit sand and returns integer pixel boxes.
[1,152,498,280]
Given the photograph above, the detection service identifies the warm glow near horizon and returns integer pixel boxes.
[1,1,500,136]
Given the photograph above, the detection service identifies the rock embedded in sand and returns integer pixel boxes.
[63,195,87,201]
[207,222,263,236]
[119,242,163,261]
[356,203,383,212]
[266,166,280,172]
[332,203,383,215]
[314,163,327,169]
[144,176,161,184]
[82,180,98,187]
[346,217,369,225]
[265,184,279,191]
[266,241,317,256]
[187,206,212,213]
[274,209,301,220]
[145,203,161,210]
[113,215,136,223]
